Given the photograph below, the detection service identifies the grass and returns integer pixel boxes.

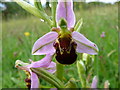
[2,4,118,88]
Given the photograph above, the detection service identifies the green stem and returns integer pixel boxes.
[51,1,57,27]
[56,63,64,81]
[80,53,83,60]
[51,0,64,83]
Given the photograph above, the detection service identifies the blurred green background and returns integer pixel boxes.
[1,1,119,88]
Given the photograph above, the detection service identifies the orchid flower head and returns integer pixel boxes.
[32,0,98,65]
[15,54,56,89]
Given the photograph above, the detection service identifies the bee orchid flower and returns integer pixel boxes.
[32,0,98,65]
[15,54,56,89]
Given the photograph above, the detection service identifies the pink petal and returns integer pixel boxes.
[46,61,56,74]
[28,54,53,68]
[72,31,98,55]
[32,31,58,55]
[33,43,55,55]
[30,70,39,88]
[56,0,75,28]
[28,55,56,74]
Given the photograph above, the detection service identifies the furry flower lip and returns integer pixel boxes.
[32,0,99,65]
[53,25,77,64]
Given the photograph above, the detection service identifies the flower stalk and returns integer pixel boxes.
[56,63,64,81]
[51,0,64,82]
[51,1,57,27]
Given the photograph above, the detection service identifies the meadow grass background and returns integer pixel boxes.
[2,4,118,88]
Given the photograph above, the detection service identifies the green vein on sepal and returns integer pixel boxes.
[73,38,98,53]
[32,40,55,54]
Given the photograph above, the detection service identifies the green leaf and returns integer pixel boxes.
[14,0,52,25]
[31,68,64,88]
